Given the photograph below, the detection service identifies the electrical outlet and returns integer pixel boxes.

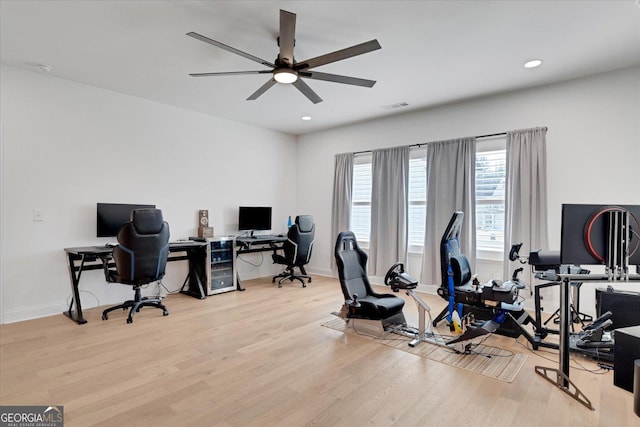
[33,209,44,222]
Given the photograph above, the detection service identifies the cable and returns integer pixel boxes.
[157,280,182,296]
[68,290,100,308]
[514,336,610,374]
[237,252,265,267]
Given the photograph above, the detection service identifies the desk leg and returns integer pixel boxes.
[233,244,245,291]
[236,272,245,291]
[534,278,593,410]
[64,253,88,325]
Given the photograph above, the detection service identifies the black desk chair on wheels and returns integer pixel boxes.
[272,215,315,287]
[102,208,170,323]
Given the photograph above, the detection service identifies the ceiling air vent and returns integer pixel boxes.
[381,102,409,111]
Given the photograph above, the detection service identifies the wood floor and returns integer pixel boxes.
[0,275,636,426]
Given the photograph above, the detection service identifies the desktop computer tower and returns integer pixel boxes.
[613,326,640,392]
[595,287,640,330]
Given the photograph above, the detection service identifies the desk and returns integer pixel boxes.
[535,273,640,410]
[63,241,207,324]
[235,235,286,290]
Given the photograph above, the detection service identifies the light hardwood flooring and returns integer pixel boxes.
[0,275,636,426]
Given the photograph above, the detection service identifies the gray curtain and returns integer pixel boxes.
[420,138,476,285]
[330,153,354,272]
[504,127,548,278]
[369,146,409,275]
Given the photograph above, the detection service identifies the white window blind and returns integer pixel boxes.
[408,154,426,247]
[475,148,506,251]
[351,157,372,242]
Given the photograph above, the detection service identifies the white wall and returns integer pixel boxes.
[297,66,640,316]
[0,65,297,323]
[2,65,638,324]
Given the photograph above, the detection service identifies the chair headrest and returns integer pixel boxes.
[450,254,471,286]
[131,209,165,234]
[295,215,314,233]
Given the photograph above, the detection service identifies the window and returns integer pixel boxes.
[408,151,427,247]
[351,155,372,243]
[475,148,506,252]
[350,152,426,247]
[349,143,507,256]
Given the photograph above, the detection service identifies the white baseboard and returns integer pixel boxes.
[3,302,67,324]
[306,267,334,277]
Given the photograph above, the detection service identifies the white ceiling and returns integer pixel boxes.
[2,1,639,136]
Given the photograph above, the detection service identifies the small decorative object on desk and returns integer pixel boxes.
[198,209,214,238]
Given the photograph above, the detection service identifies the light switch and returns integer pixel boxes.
[33,209,44,222]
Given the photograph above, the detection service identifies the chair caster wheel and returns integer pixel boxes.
[308,278,312,283]
[102,314,108,320]
[272,278,276,283]
[163,311,169,316]
[126,318,133,324]
[278,284,282,288]
[302,284,306,288]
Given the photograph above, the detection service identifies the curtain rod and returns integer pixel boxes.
[352,131,508,155]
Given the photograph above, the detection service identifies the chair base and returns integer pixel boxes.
[272,265,311,287]
[337,306,407,339]
[102,287,168,324]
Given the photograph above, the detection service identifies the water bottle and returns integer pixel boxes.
[287,216,292,228]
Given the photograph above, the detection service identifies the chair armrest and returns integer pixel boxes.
[101,255,114,282]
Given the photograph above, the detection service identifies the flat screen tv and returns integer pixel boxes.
[97,202,156,237]
[560,204,640,266]
[238,206,272,232]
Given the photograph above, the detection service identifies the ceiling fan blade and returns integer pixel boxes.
[299,71,376,88]
[279,10,296,67]
[247,78,277,101]
[294,39,381,71]
[189,70,273,77]
[187,32,276,68]
[292,79,323,104]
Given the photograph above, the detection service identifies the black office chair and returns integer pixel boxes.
[334,231,406,325]
[272,215,315,287]
[102,208,170,323]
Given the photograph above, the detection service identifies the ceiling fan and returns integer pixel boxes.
[187,9,381,104]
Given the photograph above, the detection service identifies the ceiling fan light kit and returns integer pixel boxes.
[187,9,380,103]
[274,68,298,84]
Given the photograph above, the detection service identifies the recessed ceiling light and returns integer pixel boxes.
[301,116,311,121]
[524,59,543,69]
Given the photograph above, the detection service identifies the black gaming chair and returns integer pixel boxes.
[102,208,170,323]
[334,231,406,325]
[272,215,315,287]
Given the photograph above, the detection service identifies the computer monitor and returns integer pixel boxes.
[96,202,156,237]
[238,206,272,233]
[560,204,640,266]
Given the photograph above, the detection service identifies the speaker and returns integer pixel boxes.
[198,210,209,227]
[197,210,213,238]
[614,325,640,392]
[595,287,640,330]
